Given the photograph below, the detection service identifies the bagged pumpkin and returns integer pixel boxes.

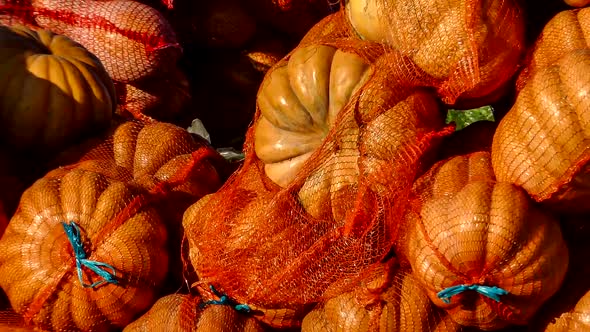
[344,0,525,105]
[183,36,454,327]
[124,293,266,331]
[492,49,590,213]
[544,290,590,331]
[399,151,568,330]
[0,166,169,331]
[301,265,460,332]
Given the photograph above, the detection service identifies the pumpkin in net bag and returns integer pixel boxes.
[400,151,568,330]
[183,40,452,327]
[31,0,181,83]
[344,0,525,104]
[301,265,460,332]
[124,293,267,331]
[492,49,590,212]
[544,290,590,331]
[0,166,169,331]
[0,24,115,151]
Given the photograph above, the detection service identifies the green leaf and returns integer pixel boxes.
[445,105,495,131]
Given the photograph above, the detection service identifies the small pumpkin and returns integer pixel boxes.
[0,166,169,331]
[544,290,590,332]
[32,0,181,83]
[301,268,460,332]
[492,49,590,212]
[401,152,568,330]
[344,0,525,104]
[124,293,267,332]
[565,0,590,7]
[0,24,115,151]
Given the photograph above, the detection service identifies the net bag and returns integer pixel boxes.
[399,151,569,330]
[0,24,115,152]
[123,293,267,331]
[544,290,590,332]
[0,166,169,331]
[491,49,590,213]
[344,0,525,105]
[301,264,461,332]
[183,27,455,327]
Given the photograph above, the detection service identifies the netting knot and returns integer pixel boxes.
[437,284,508,304]
[201,285,251,313]
[61,221,118,288]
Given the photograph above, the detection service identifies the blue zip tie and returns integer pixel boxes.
[200,285,251,313]
[437,284,509,304]
[61,221,118,288]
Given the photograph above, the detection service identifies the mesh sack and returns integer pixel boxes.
[543,290,590,331]
[0,24,115,152]
[0,165,169,331]
[123,293,268,331]
[0,0,36,27]
[183,30,455,327]
[344,0,525,105]
[491,49,590,213]
[516,7,590,91]
[301,263,461,332]
[398,151,569,330]
[0,0,182,83]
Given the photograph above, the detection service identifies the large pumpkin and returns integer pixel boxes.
[0,166,169,330]
[401,152,569,330]
[0,24,115,151]
[32,0,181,83]
[344,0,525,104]
[492,49,590,212]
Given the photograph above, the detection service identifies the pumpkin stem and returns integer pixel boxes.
[61,221,118,288]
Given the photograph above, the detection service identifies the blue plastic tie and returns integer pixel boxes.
[61,221,118,288]
[437,284,509,304]
[201,285,251,313]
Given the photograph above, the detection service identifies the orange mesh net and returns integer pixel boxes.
[0,120,226,330]
[397,151,569,330]
[492,7,590,212]
[182,12,456,329]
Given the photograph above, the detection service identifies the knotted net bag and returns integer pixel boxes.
[399,151,569,330]
[183,12,455,328]
[344,0,525,105]
[492,8,590,212]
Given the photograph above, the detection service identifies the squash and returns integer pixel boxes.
[544,290,590,331]
[344,0,525,104]
[0,24,115,151]
[32,0,181,83]
[517,7,590,90]
[301,268,460,332]
[401,152,569,330]
[0,167,169,331]
[492,49,590,212]
[565,0,590,7]
[124,294,266,332]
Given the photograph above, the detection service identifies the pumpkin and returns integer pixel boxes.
[491,49,590,212]
[0,24,115,151]
[254,44,444,220]
[401,152,568,330]
[344,0,525,104]
[301,268,460,332]
[32,0,181,83]
[0,166,169,331]
[544,290,590,331]
[565,0,590,7]
[124,294,266,332]
[516,7,590,90]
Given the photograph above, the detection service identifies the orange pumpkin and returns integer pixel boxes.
[544,290,590,331]
[565,0,590,7]
[124,293,266,331]
[492,49,590,212]
[0,166,169,331]
[401,152,568,330]
[0,24,115,151]
[32,0,181,83]
[345,0,525,104]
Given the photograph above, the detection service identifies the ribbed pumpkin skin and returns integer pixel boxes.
[0,25,115,151]
[0,167,169,331]
[403,152,569,330]
[492,50,590,211]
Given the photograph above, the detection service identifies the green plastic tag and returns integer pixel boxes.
[445,105,495,131]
